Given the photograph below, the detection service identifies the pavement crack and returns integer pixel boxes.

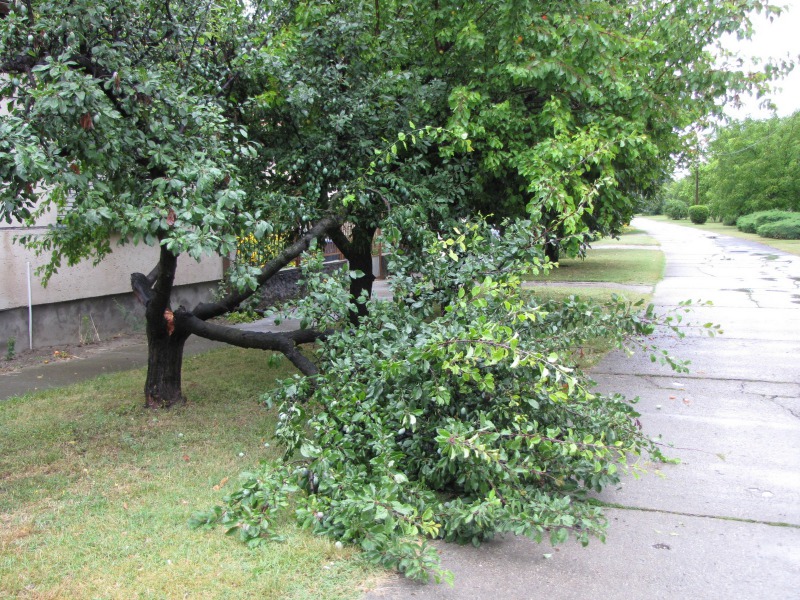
[728,287,761,307]
[595,502,800,529]
[767,395,800,420]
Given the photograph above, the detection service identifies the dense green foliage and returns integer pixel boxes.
[664,200,689,220]
[688,205,710,224]
[707,113,800,220]
[737,210,800,239]
[736,209,796,233]
[2,0,785,268]
[756,215,800,239]
[665,112,800,223]
[0,0,264,277]
[0,0,779,581]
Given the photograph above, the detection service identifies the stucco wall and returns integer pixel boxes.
[1,204,224,348]
[0,227,223,311]
[0,281,219,349]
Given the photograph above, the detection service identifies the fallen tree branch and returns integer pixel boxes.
[175,310,322,376]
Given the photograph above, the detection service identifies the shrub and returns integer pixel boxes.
[757,215,800,239]
[664,200,688,220]
[736,210,796,233]
[722,214,738,227]
[637,194,664,216]
[688,205,710,224]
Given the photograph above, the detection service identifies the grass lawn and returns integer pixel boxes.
[526,285,651,307]
[530,248,664,286]
[0,348,381,599]
[591,227,660,247]
[644,215,800,256]
[523,231,662,368]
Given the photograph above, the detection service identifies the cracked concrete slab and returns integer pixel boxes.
[367,510,800,600]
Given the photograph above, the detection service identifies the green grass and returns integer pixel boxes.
[532,249,664,286]
[645,215,800,256]
[521,286,654,369]
[0,348,381,599]
[525,285,651,307]
[523,234,662,369]
[592,227,660,247]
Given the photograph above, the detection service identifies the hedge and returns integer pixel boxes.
[664,200,688,220]
[757,215,800,239]
[736,210,796,233]
[688,205,710,224]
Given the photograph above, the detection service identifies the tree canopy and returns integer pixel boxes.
[706,112,800,219]
[661,111,800,221]
[2,0,785,269]
[0,0,786,580]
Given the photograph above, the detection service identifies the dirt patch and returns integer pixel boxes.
[0,333,146,376]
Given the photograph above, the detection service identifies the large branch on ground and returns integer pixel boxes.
[175,310,322,376]
[192,214,342,321]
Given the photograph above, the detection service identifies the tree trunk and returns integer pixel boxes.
[347,224,377,325]
[144,329,189,408]
[544,241,560,263]
[132,217,341,408]
[133,245,189,408]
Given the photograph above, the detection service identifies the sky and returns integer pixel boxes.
[722,0,800,119]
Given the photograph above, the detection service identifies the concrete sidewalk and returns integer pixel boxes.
[365,218,800,599]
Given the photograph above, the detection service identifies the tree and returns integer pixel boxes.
[662,164,712,217]
[705,112,800,220]
[0,0,785,402]
[0,0,348,406]
[382,0,786,257]
[0,0,781,581]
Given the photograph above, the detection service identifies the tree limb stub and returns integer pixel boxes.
[131,272,155,307]
[175,310,321,376]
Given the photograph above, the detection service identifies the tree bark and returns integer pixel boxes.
[329,223,376,325]
[175,309,324,377]
[144,329,189,408]
[134,245,189,408]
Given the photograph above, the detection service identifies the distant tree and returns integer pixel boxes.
[663,163,713,217]
[705,112,800,220]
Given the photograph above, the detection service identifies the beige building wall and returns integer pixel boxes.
[1,206,223,311]
[1,203,224,348]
